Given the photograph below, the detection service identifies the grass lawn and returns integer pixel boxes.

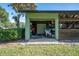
[0,44,79,56]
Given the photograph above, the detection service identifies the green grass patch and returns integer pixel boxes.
[0,44,79,56]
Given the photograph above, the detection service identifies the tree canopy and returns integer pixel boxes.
[0,7,9,23]
[10,3,36,12]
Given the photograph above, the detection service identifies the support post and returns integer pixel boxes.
[55,14,59,40]
[25,13,30,41]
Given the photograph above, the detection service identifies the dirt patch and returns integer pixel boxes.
[0,43,22,48]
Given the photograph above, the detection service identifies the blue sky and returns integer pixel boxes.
[0,3,79,22]
[37,3,79,10]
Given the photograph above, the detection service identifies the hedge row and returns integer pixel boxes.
[0,28,25,42]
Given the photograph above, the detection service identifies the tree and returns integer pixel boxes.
[12,14,20,28]
[10,3,36,12]
[10,3,36,28]
[9,3,36,39]
[0,7,9,24]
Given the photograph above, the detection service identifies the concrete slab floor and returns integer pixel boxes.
[3,38,79,45]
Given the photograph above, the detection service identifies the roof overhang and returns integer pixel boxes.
[18,10,79,13]
[18,10,79,19]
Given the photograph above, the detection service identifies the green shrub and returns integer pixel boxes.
[0,28,25,42]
